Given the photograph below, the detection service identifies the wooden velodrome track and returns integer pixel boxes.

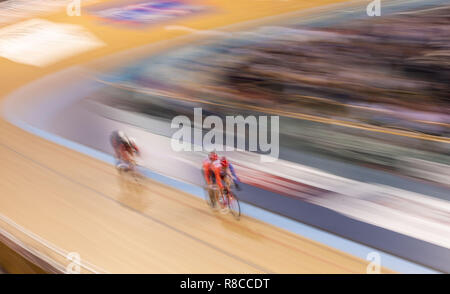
[0,0,394,273]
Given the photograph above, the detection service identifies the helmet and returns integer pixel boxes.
[208,151,218,161]
[220,156,229,168]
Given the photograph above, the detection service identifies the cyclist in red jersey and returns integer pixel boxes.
[215,156,241,191]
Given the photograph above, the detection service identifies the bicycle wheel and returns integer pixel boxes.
[227,191,241,220]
